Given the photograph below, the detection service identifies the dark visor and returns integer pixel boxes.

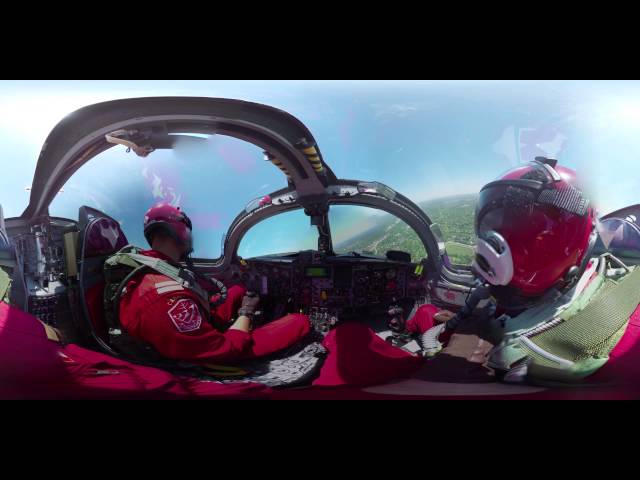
[476,181,542,235]
[476,180,589,235]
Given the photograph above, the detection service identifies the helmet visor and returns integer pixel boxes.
[476,181,589,237]
[476,182,542,236]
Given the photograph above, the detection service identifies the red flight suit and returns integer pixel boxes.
[118,250,311,364]
[405,303,454,344]
[405,303,440,334]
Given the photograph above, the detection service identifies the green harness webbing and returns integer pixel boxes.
[0,267,11,304]
[0,240,16,304]
[104,245,210,308]
[534,270,640,359]
[522,264,640,382]
[490,255,640,384]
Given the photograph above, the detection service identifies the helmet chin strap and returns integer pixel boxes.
[182,245,195,264]
[179,230,194,262]
[559,225,599,291]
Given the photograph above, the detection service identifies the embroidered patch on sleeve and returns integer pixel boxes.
[168,298,203,332]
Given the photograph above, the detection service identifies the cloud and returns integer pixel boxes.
[536,132,567,158]
[492,125,518,166]
[144,170,182,206]
[373,103,419,120]
[371,100,443,124]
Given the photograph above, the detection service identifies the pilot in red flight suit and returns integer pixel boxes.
[118,203,311,364]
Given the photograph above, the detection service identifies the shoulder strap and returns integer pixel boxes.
[105,245,210,308]
[125,253,210,305]
[494,256,640,383]
[0,267,11,304]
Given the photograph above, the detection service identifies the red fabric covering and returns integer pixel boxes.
[250,314,311,358]
[406,304,440,334]
[6,296,640,400]
[312,322,423,387]
[0,302,70,397]
[281,304,640,399]
[405,304,453,345]
[587,303,640,386]
[0,301,270,400]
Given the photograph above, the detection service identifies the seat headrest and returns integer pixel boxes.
[84,217,128,257]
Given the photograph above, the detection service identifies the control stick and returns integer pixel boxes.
[386,304,413,347]
[238,290,263,325]
[421,281,494,357]
[444,281,492,332]
[388,305,405,333]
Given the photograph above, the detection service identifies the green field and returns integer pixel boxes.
[335,193,478,264]
[444,242,475,265]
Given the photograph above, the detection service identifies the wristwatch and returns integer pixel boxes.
[237,307,255,320]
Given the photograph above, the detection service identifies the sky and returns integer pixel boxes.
[2,80,640,258]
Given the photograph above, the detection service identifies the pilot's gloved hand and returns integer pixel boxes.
[421,322,447,357]
[238,291,260,318]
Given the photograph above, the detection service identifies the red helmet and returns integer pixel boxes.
[143,203,193,254]
[473,157,596,300]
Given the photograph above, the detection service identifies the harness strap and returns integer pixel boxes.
[529,264,640,363]
[507,257,640,383]
[105,246,210,307]
[103,245,215,341]
[489,254,640,383]
[104,264,151,331]
[0,267,11,304]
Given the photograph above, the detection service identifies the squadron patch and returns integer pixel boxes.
[168,299,202,332]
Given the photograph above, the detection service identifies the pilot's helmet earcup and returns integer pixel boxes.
[472,231,514,286]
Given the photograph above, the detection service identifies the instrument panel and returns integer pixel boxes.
[221,252,431,325]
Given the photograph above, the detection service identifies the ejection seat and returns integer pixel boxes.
[76,206,128,354]
[75,206,182,367]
